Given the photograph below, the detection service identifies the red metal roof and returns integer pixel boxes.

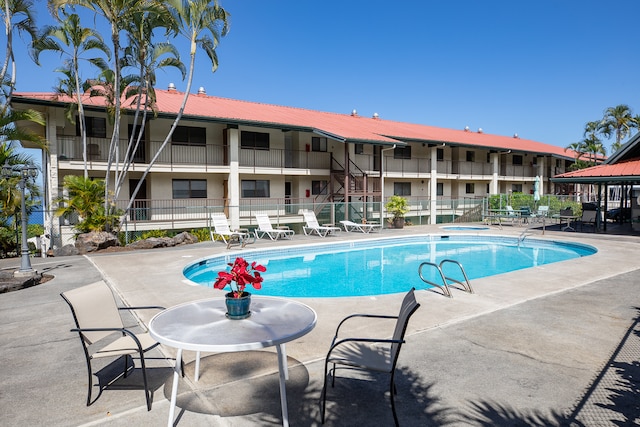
[554,158,640,179]
[13,89,578,158]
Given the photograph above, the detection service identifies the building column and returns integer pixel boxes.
[227,127,240,229]
[491,153,500,194]
[537,156,546,196]
[43,114,61,250]
[429,146,438,224]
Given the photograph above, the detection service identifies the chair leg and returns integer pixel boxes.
[389,372,399,427]
[320,360,331,423]
[123,355,129,378]
[139,352,152,411]
[85,359,93,407]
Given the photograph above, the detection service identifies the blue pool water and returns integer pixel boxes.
[440,226,489,230]
[184,235,597,298]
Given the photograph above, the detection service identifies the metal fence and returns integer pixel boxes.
[21,193,608,252]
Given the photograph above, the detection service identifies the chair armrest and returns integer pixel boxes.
[335,313,397,332]
[119,306,165,311]
[71,326,147,350]
[334,313,398,340]
[329,337,405,354]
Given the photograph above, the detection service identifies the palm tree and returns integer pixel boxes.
[54,174,120,232]
[124,0,229,215]
[31,11,111,178]
[582,135,606,165]
[599,104,639,153]
[1,0,38,105]
[114,7,183,201]
[48,0,153,219]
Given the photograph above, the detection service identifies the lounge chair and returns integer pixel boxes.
[254,213,294,240]
[60,280,166,411]
[339,219,382,233]
[210,213,251,248]
[320,288,421,426]
[302,211,341,237]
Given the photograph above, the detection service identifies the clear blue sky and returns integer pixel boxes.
[12,0,640,155]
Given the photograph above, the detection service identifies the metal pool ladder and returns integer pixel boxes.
[418,259,474,298]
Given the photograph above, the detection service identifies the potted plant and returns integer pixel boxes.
[213,257,266,319]
[385,195,410,229]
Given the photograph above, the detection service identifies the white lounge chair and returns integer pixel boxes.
[339,220,382,233]
[254,213,295,240]
[210,213,251,248]
[302,211,341,237]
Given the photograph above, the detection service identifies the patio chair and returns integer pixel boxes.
[580,209,598,232]
[60,280,165,411]
[320,288,421,427]
[536,205,549,217]
[210,213,250,248]
[302,210,341,237]
[519,206,532,224]
[339,219,382,233]
[502,206,520,225]
[254,213,295,240]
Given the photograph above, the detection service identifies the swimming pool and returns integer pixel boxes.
[440,226,489,231]
[183,235,597,298]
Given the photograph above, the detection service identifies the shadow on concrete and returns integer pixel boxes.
[455,307,640,427]
[92,355,174,409]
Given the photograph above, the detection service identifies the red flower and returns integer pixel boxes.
[213,257,266,298]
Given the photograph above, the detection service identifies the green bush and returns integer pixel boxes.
[139,229,168,240]
[189,227,210,242]
[488,194,582,216]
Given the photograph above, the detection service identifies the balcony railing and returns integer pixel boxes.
[56,136,332,170]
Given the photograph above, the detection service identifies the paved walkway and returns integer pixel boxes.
[1,224,639,426]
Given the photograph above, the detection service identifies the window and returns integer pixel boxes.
[393,182,411,196]
[436,182,444,196]
[312,180,328,195]
[241,180,270,197]
[436,148,444,161]
[487,152,491,163]
[172,126,206,146]
[465,183,475,194]
[466,151,475,162]
[512,155,523,166]
[394,146,411,159]
[76,116,106,138]
[354,143,364,154]
[486,183,490,194]
[172,179,207,199]
[311,136,327,152]
[512,184,523,193]
[241,131,269,150]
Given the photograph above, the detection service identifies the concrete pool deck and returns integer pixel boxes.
[2,223,640,426]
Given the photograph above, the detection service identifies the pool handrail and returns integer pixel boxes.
[418,259,474,298]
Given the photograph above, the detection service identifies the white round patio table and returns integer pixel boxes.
[149,296,317,427]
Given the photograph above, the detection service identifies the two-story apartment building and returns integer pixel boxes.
[12,86,577,242]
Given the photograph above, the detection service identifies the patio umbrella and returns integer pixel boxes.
[533,176,541,204]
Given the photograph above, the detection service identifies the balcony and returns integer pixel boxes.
[56,136,332,170]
